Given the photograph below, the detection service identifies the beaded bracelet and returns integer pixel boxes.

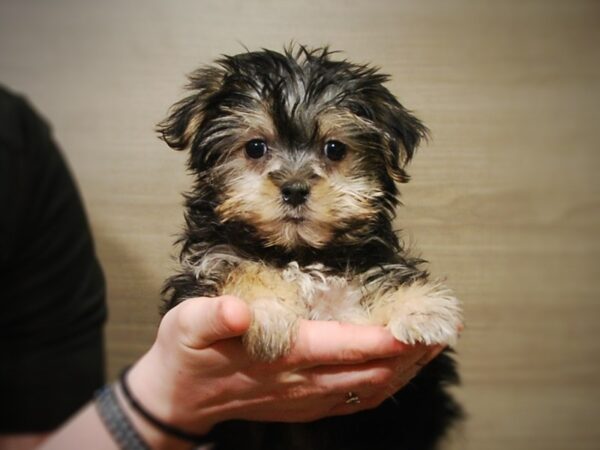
[94,384,151,450]
[119,366,212,446]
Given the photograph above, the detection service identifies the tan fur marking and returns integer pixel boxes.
[366,281,462,345]
[317,108,379,140]
[222,262,308,361]
[223,102,276,142]
[222,262,299,304]
[183,112,204,146]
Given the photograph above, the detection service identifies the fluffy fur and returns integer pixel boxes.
[159,45,463,450]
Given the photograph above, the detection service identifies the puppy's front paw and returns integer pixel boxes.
[382,282,462,346]
[243,298,301,361]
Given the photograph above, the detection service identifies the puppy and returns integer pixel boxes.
[159,46,463,449]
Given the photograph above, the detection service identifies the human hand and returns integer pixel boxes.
[127,296,444,447]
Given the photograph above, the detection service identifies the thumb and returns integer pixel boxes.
[167,296,251,349]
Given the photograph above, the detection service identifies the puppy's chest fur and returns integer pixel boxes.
[184,244,375,321]
[178,242,461,361]
[223,261,370,324]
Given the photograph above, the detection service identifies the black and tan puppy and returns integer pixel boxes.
[159,46,462,450]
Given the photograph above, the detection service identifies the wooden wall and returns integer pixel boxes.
[1,1,598,448]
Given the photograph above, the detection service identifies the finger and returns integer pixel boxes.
[414,344,446,368]
[303,345,428,393]
[376,363,422,402]
[169,296,252,349]
[382,348,444,398]
[323,389,392,418]
[282,320,413,368]
[305,356,403,395]
[306,346,445,409]
[325,363,424,418]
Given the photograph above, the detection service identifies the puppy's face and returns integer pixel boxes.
[159,47,427,250]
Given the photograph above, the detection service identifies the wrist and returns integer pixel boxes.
[124,346,222,442]
[113,382,192,450]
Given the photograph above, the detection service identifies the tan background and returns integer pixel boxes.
[1,0,599,448]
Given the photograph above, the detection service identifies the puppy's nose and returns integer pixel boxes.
[281,181,310,206]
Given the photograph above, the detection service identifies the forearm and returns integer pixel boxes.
[38,386,192,450]
[0,433,50,450]
[38,403,115,450]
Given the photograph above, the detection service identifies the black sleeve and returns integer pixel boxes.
[0,86,107,432]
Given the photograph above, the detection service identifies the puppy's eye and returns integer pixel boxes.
[245,139,268,159]
[324,140,347,161]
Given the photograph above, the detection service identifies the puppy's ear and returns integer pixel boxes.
[157,67,224,151]
[374,98,429,183]
[389,105,429,165]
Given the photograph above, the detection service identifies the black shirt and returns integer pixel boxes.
[0,87,107,432]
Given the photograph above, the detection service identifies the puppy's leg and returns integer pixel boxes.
[222,262,307,361]
[365,270,462,345]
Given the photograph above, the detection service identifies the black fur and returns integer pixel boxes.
[158,46,462,449]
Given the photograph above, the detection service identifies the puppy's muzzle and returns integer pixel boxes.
[281,181,310,206]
